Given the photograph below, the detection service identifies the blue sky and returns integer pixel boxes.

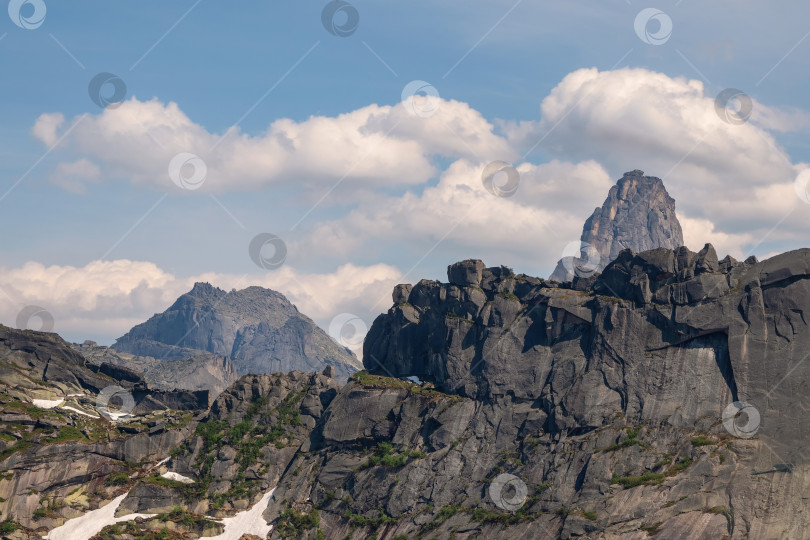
[2,0,810,347]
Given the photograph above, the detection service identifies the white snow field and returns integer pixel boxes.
[43,492,155,540]
[43,487,277,540]
[32,399,64,409]
[206,488,276,540]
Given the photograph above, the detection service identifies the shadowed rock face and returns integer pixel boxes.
[550,170,684,281]
[338,250,810,538]
[112,283,362,382]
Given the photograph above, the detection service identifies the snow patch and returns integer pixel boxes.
[44,492,155,540]
[207,488,276,540]
[60,406,100,419]
[405,376,423,385]
[33,399,64,409]
[161,472,194,484]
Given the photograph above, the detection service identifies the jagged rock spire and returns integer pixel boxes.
[550,169,684,281]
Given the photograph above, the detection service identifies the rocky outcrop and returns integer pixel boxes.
[11,243,810,539]
[550,170,684,281]
[0,326,208,411]
[117,371,340,518]
[0,326,208,533]
[75,341,238,398]
[326,250,810,538]
[112,283,361,382]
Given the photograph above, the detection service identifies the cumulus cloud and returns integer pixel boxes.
[31,113,64,147]
[33,97,515,194]
[25,67,810,289]
[0,259,401,357]
[294,158,613,277]
[504,67,808,258]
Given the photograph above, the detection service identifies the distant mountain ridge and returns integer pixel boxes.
[551,169,684,281]
[74,340,238,397]
[112,282,361,381]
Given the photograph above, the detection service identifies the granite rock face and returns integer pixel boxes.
[10,246,810,539]
[0,326,206,532]
[118,370,341,518]
[550,170,684,281]
[341,249,810,538]
[112,283,362,382]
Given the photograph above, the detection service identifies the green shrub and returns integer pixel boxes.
[0,519,19,533]
[277,508,320,538]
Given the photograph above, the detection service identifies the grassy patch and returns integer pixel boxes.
[640,522,662,535]
[691,436,716,447]
[421,504,460,532]
[610,472,665,489]
[143,475,188,489]
[599,426,644,452]
[43,426,88,444]
[343,507,397,528]
[105,472,130,486]
[0,440,31,461]
[665,457,693,476]
[360,442,427,470]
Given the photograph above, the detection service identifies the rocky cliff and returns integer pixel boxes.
[341,250,810,538]
[0,326,208,534]
[550,170,684,281]
[112,283,362,382]
[6,247,810,538]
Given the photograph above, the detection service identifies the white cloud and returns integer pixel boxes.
[679,216,754,260]
[50,158,101,193]
[33,97,515,194]
[0,259,402,358]
[504,67,809,258]
[294,158,613,275]
[31,113,64,147]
